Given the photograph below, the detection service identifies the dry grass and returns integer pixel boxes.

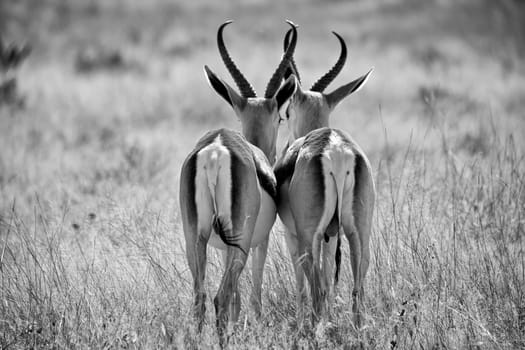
[1,0,524,348]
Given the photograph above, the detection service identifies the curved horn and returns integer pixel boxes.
[283,28,301,83]
[310,31,347,92]
[264,20,298,98]
[217,20,257,98]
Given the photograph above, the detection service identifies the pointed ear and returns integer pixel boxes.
[274,74,297,113]
[204,65,246,110]
[325,68,373,109]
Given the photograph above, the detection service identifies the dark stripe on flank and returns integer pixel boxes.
[353,152,365,211]
[310,153,325,211]
[256,168,277,200]
[181,152,198,226]
[250,147,277,201]
[274,146,300,189]
[228,152,247,253]
[230,152,244,246]
[180,129,221,234]
[303,128,332,211]
[181,129,222,227]
[219,129,254,254]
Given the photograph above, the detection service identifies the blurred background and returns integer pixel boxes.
[1,1,525,348]
[1,0,524,219]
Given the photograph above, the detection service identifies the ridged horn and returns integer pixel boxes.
[310,31,347,92]
[217,20,257,98]
[264,20,298,98]
[283,28,301,83]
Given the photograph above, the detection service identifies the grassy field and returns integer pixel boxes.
[1,0,524,348]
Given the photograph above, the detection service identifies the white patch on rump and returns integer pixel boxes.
[195,135,233,249]
[317,130,356,235]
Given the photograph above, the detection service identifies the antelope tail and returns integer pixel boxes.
[330,171,345,286]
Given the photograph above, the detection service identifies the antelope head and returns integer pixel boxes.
[204,21,298,164]
[282,29,373,142]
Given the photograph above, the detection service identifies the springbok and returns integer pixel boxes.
[274,28,375,328]
[179,21,297,345]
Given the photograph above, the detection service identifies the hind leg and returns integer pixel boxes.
[294,225,331,325]
[184,219,212,332]
[321,237,338,314]
[214,246,249,347]
[182,188,213,332]
[358,228,370,300]
[353,165,375,303]
[231,283,241,324]
[342,212,362,328]
[357,205,373,301]
[214,182,259,346]
[289,158,336,325]
[284,229,307,325]
[289,220,326,325]
[220,247,243,325]
[251,235,269,318]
